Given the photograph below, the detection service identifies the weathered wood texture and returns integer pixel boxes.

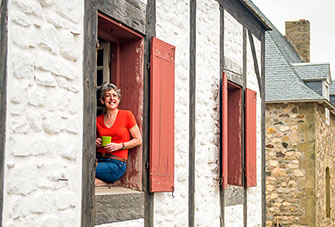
[242,26,247,227]
[217,0,266,40]
[189,0,196,226]
[0,0,7,226]
[143,0,154,226]
[95,192,144,224]
[260,32,266,227]
[248,30,262,98]
[219,6,225,224]
[97,0,146,35]
[81,0,97,226]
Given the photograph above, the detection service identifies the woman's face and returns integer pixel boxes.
[102,89,120,110]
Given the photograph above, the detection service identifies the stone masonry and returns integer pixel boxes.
[266,102,335,227]
[315,105,335,226]
[266,103,313,227]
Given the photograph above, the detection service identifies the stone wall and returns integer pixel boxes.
[315,104,335,226]
[4,0,84,226]
[265,103,316,227]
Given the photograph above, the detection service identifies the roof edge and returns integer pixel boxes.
[241,0,272,31]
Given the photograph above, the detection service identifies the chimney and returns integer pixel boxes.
[285,19,310,62]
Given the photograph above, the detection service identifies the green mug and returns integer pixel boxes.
[101,136,111,146]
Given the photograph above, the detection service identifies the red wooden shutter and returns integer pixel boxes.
[149,37,175,192]
[245,88,257,187]
[227,82,242,186]
[222,73,228,189]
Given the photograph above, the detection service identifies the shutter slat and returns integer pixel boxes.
[245,88,257,187]
[149,37,175,192]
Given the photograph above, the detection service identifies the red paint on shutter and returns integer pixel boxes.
[149,37,175,192]
[245,88,257,187]
[222,73,228,189]
[227,82,242,186]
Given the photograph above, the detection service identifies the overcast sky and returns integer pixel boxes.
[252,0,335,79]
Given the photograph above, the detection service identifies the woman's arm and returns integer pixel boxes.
[123,124,142,149]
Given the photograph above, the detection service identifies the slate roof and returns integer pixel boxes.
[265,33,323,102]
[292,63,330,81]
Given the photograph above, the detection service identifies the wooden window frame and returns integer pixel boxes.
[96,12,144,191]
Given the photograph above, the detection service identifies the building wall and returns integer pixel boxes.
[265,103,316,226]
[4,0,84,226]
[155,0,190,226]
[223,9,245,226]
[194,0,221,226]
[246,30,262,227]
[315,104,335,226]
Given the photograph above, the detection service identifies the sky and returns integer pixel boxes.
[252,0,335,79]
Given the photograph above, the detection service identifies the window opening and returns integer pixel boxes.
[96,12,144,191]
[96,41,111,116]
[326,167,330,218]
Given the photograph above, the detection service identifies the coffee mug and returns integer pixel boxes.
[101,136,111,146]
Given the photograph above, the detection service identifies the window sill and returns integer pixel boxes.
[95,186,144,225]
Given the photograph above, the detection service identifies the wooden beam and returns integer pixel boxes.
[143,0,155,226]
[261,32,266,227]
[219,5,225,226]
[248,30,262,98]
[0,0,8,226]
[189,0,196,226]
[97,0,146,35]
[81,0,97,226]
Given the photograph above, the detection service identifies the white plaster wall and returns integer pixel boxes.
[155,0,190,226]
[195,1,221,226]
[246,32,262,227]
[223,10,245,227]
[224,10,243,73]
[225,204,244,226]
[4,0,84,226]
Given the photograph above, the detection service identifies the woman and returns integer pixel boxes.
[95,82,142,186]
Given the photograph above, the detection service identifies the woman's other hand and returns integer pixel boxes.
[104,142,122,153]
[96,138,102,148]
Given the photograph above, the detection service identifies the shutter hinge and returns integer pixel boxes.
[147,62,150,70]
[146,161,149,169]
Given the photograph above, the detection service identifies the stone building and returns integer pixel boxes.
[249,5,335,227]
[0,0,270,226]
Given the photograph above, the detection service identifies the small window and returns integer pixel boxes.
[96,41,111,116]
[325,108,330,126]
[221,73,257,188]
[96,12,144,191]
[324,83,329,100]
[326,167,330,218]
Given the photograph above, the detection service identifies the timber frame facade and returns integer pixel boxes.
[81,0,268,226]
[0,0,269,226]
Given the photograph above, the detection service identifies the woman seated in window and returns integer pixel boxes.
[95,82,142,186]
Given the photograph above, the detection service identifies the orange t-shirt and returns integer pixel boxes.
[96,110,137,160]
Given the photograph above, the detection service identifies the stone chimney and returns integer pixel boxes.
[285,19,310,62]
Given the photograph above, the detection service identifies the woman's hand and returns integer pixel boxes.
[104,142,122,153]
[96,138,102,148]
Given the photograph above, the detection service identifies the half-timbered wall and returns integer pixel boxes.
[1,0,266,226]
[3,0,84,226]
[155,0,190,226]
